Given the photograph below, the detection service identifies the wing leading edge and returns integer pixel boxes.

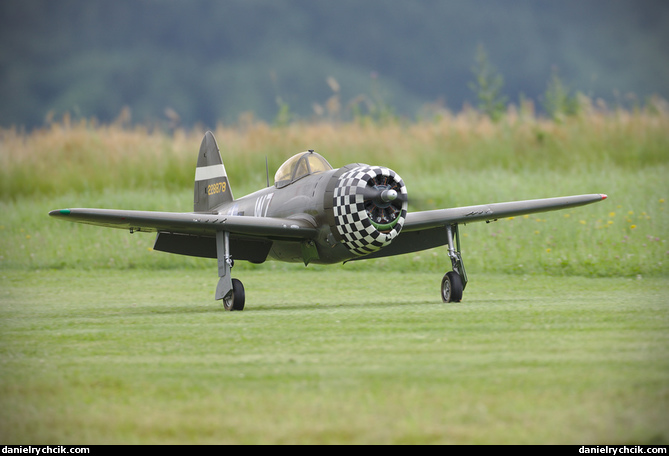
[48,208,318,240]
[402,194,607,231]
[354,193,607,261]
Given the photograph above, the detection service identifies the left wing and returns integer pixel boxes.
[402,194,607,231]
[48,208,318,240]
[356,194,607,260]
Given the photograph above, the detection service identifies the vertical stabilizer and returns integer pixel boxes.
[194,131,234,212]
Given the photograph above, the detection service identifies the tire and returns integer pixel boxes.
[441,271,463,303]
[223,278,245,311]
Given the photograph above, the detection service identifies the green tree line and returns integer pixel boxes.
[1,0,668,128]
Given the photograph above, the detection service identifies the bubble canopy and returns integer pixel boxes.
[274,151,333,188]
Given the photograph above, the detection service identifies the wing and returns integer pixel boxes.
[356,194,607,260]
[48,208,318,240]
[402,194,607,231]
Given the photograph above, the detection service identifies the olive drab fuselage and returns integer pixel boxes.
[211,159,408,265]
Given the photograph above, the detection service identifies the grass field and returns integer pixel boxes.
[1,269,667,444]
[1,107,668,443]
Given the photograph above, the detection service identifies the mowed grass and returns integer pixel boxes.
[0,269,667,444]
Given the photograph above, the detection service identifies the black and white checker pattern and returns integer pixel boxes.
[332,166,407,256]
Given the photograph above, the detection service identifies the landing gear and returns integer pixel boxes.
[441,271,463,302]
[442,224,468,303]
[223,278,245,311]
[216,231,245,311]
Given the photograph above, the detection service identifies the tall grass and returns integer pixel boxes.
[1,99,667,199]
[1,102,667,276]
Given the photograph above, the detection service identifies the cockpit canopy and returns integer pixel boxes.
[274,151,333,188]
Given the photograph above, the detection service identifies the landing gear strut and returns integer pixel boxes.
[216,231,245,311]
[441,224,468,303]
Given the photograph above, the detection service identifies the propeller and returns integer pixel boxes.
[360,175,406,230]
[331,165,408,256]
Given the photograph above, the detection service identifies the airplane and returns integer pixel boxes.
[49,131,607,310]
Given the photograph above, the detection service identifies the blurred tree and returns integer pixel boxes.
[542,68,581,121]
[468,45,508,121]
[0,0,667,128]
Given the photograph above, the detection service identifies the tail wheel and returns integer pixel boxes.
[223,278,245,311]
[441,271,463,303]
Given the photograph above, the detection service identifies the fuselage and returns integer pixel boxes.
[216,170,342,264]
[211,158,408,266]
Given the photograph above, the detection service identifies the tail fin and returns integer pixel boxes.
[194,131,234,212]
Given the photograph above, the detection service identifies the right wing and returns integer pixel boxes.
[49,208,319,262]
[48,208,318,240]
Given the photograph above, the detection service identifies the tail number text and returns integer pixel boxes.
[207,181,227,196]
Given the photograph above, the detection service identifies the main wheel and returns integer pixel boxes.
[223,278,245,311]
[441,271,463,303]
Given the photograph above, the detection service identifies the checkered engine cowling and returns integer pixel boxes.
[332,166,407,256]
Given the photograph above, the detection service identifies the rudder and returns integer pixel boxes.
[194,131,234,212]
